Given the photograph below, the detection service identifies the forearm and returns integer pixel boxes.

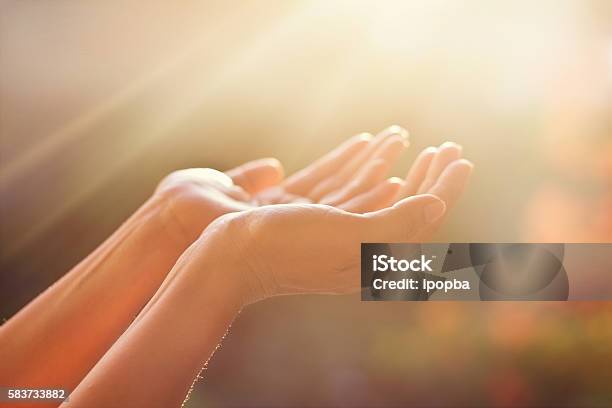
[59,192,454,407]
[0,195,192,390]
[63,231,244,408]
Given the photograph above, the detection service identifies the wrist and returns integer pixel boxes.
[198,212,276,307]
[151,191,205,252]
[147,191,263,308]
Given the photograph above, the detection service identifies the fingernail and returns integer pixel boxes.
[387,176,404,185]
[440,141,462,151]
[424,200,446,223]
[258,158,282,168]
[387,125,409,141]
[462,159,475,169]
[388,134,409,148]
[358,132,373,142]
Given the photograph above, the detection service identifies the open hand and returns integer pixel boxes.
[155,126,472,245]
[197,194,449,304]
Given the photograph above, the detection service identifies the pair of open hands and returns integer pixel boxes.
[156,126,473,304]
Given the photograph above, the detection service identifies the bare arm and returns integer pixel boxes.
[0,194,191,392]
[62,228,245,408]
[63,193,464,407]
[0,127,417,395]
[0,127,471,406]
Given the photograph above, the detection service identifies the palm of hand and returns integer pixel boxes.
[208,193,451,304]
[156,126,472,246]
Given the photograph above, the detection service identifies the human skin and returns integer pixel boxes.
[63,149,472,407]
[0,127,404,392]
[63,195,457,408]
[0,126,472,407]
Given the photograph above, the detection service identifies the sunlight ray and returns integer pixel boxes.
[3,1,321,257]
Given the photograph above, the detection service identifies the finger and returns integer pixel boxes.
[413,159,474,241]
[417,142,462,194]
[283,133,372,195]
[335,125,407,180]
[338,177,404,213]
[360,194,447,242]
[428,159,474,208]
[309,127,408,201]
[158,168,235,191]
[399,146,437,198]
[226,158,284,194]
[343,125,408,175]
[320,159,391,206]
[224,184,252,202]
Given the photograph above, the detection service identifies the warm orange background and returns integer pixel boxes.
[1,1,611,406]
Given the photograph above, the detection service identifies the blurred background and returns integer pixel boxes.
[1,0,611,406]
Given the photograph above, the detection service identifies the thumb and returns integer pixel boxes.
[226,158,284,194]
[362,194,446,242]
